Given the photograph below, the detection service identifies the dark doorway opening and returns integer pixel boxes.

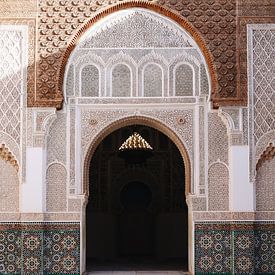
[86,125,188,271]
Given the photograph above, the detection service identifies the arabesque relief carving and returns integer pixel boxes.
[0,144,19,172]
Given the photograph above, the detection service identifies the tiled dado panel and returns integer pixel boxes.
[195,222,275,275]
[0,222,80,275]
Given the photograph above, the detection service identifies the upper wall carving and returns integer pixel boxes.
[1,0,274,108]
[79,9,193,48]
[65,9,209,101]
[32,1,219,108]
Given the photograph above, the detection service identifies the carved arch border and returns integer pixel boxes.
[256,143,275,171]
[82,115,192,201]
[59,1,218,104]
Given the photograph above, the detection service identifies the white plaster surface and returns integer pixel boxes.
[229,146,254,211]
[21,147,45,212]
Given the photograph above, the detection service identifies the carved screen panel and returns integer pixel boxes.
[81,65,99,97]
[208,163,229,211]
[143,64,163,97]
[256,157,275,211]
[0,159,19,212]
[112,64,131,97]
[46,163,67,212]
[175,64,193,96]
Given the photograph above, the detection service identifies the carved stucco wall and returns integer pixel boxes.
[47,112,67,166]
[65,9,207,101]
[0,159,19,212]
[248,24,275,181]
[80,109,194,193]
[208,162,229,211]
[256,157,275,211]
[46,163,67,212]
[0,0,274,108]
[208,112,229,165]
[0,25,28,177]
[207,112,229,210]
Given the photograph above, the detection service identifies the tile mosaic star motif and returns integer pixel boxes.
[195,222,275,275]
[0,223,80,275]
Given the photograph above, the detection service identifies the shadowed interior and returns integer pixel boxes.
[86,125,188,271]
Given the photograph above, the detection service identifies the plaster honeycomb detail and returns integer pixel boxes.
[143,64,163,97]
[107,52,137,97]
[168,53,199,96]
[74,53,105,97]
[208,162,229,211]
[112,64,131,97]
[81,65,99,97]
[47,112,67,165]
[208,113,229,165]
[0,159,19,212]
[175,64,193,96]
[79,9,192,48]
[138,52,168,97]
[256,157,275,211]
[46,163,67,212]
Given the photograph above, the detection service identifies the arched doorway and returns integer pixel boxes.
[86,125,188,272]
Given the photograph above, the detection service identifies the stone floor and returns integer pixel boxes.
[88,272,188,275]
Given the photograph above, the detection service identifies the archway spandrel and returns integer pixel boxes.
[31,0,242,109]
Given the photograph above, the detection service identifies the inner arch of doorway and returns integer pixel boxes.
[83,115,192,201]
[82,115,193,274]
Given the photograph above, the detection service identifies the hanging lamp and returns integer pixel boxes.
[118,132,153,166]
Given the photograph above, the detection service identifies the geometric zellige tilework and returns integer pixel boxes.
[0,229,21,274]
[254,229,275,274]
[253,29,275,142]
[234,230,255,274]
[0,223,80,275]
[43,230,80,275]
[22,231,43,274]
[195,225,232,275]
[195,222,275,275]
